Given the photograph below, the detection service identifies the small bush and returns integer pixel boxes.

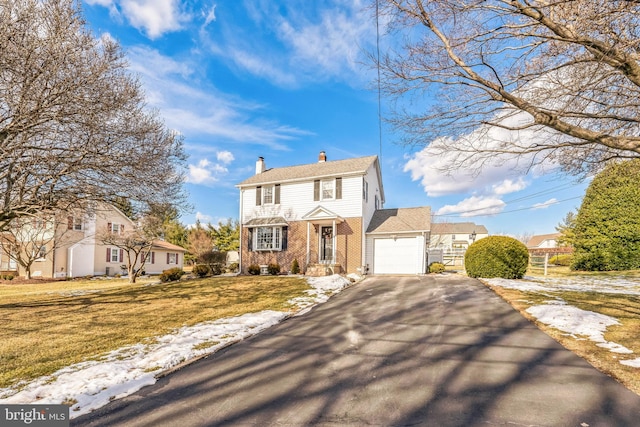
[228,262,239,273]
[549,254,573,266]
[159,267,186,282]
[247,264,261,275]
[210,263,223,276]
[428,262,445,274]
[267,263,281,275]
[192,264,210,277]
[291,259,300,274]
[465,236,529,279]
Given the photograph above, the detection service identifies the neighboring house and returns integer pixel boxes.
[4,204,185,279]
[0,241,18,276]
[428,222,489,267]
[236,151,431,275]
[527,233,562,249]
[429,222,489,250]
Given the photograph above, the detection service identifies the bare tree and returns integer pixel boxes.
[187,221,215,264]
[376,1,640,176]
[0,213,71,279]
[99,222,153,284]
[0,0,186,232]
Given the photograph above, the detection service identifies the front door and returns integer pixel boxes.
[320,226,333,263]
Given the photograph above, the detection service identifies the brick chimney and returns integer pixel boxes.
[318,151,327,163]
[256,156,265,174]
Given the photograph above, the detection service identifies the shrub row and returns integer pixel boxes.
[159,267,186,282]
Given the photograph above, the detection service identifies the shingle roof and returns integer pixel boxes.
[430,222,488,235]
[526,233,561,248]
[236,155,379,187]
[152,240,186,252]
[366,207,431,233]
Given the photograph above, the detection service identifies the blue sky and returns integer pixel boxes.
[81,0,588,237]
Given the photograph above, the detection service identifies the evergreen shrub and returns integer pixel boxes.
[428,262,445,274]
[267,263,281,275]
[465,236,529,279]
[247,264,261,275]
[159,267,186,282]
[192,264,210,277]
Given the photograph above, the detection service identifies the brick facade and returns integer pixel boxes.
[241,217,363,274]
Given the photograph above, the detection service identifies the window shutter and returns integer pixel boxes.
[67,216,73,230]
[248,228,253,252]
[120,224,124,234]
[167,253,170,264]
[176,253,179,265]
[106,248,111,262]
[107,222,112,233]
[314,180,320,201]
[151,252,155,264]
[256,186,262,206]
[275,184,281,204]
[282,226,288,251]
[336,178,342,199]
[119,249,123,263]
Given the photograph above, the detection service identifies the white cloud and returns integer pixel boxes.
[195,211,213,223]
[217,151,234,165]
[186,158,228,185]
[492,178,528,195]
[203,5,216,27]
[122,45,311,149]
[436,196,506,217]
[119,0,186,39]
[532,198,559,210]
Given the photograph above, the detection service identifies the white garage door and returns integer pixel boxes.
[373,237,421,274]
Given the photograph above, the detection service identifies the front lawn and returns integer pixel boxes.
[0,275,311,389]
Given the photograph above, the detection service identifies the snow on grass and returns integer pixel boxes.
[0,274,354,418]
[485,276,638,366]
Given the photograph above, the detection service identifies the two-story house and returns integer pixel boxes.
[1,204,185,279]
[237,151,431,275]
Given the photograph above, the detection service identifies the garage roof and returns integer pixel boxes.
[366,206,431,234]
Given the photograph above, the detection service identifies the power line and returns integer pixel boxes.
[375,0,383,161]
[432,195,583,219]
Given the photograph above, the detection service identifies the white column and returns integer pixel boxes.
[306,221,310,266]
[332,219,336,263]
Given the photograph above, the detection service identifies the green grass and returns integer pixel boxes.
[0,275,311,389]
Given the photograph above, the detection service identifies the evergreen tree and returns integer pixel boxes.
[572,159,640,271]
[209,219,240,252]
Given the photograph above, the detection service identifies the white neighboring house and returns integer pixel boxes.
[429,222,489,250]
[526,233,562,249]
[3,204,185,279]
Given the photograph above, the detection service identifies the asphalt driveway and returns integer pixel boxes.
[73,274,640,426]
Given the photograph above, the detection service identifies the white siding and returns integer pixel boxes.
[362,162,383,231]
[240,175,365,222]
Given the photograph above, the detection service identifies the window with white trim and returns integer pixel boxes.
[35,245,47,261]
[263,185,274,204]
[255,226,282,251]
[111,223,123,234]
[167,253,178,264]
[321,179,334,200]
[110,247,121,263]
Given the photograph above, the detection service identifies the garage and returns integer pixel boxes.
[366,207,430,275]
[373,237,422,274]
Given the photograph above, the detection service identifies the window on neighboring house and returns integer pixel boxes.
[252,226,285,251]
[67,216,83,230]
[144,251,155,264]
[107,247,123,263]
[167,253,178,264]
[107,222,124,234]
[35,245,47,261]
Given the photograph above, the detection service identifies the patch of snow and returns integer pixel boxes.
[487,276,639,367]
[0,274,352,418]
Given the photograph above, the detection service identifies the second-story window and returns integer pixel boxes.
[263,185,274,204]
[314,178,342,201]
[321,179,334,200]
[256,184,280,206]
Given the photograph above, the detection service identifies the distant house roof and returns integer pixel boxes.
[152,240,186,252]
[366,207,431,234]
[431,222,488,235]
[526,233,561,248]
[237,155,379,185]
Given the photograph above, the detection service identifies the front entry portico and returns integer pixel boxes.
[303,206,343,276]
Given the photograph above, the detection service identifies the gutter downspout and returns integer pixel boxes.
[239,189,244,273]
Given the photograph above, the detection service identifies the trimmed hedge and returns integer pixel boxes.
[192,264,210,277]
[267,263,281,275]
[428,262,445,274]
[159,267,186,282]
[465,236,529,279]
[247,264,260,275]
